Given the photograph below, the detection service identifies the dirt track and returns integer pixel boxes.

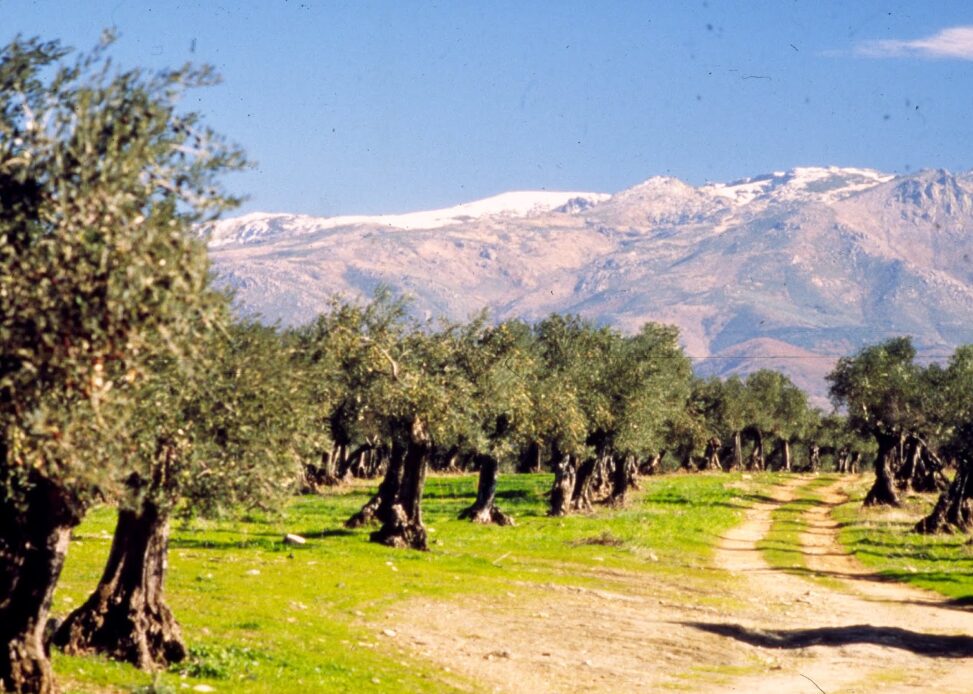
[390,476,973,693]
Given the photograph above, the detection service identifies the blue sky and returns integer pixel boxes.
[4,1,973,216]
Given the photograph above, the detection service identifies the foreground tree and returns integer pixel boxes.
[52,321,298,669]
[0,35,242,692]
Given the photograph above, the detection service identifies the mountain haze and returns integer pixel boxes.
[205,167,973,403]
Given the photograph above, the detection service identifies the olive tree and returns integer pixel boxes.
[452,317,537,525]
[827,338,924,506]
[0,35,242,692]
[52,319,299,669]
[916,346,973,533]
[608,324,692,503]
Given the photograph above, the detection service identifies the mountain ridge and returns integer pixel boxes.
[206,166,973,405]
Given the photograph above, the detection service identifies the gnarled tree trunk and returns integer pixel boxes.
[589,455,613,500]
[641,450,664,476]
[370,420,430,550]
[0,473,79,694]
[863,431,901,507]
[549,452,575,516]
[345,440,405,528]
[703,437,722,471]
[915,461,973,534]
[610,453,637,505]
[570,456,597,512]
[459,455,513,525]
[747,431,765,471]
[53,502,185,669]
[807,444,820,472]
[895,436,921,491]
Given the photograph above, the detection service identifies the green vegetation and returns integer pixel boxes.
[52,472,762,693]
[834,481,973,602]
[7,28,973,694]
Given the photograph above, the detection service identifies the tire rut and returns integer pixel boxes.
[708,475,973,693]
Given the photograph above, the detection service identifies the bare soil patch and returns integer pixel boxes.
[388,477,973,693]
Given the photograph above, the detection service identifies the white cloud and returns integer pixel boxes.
[856,25,973,60]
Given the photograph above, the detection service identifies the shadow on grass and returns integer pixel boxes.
[170,537,281,551]
[495,489,534,500]
[684,621,973,657]
[306,528,357,539]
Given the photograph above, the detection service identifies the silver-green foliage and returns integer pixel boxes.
[0,33,244,510]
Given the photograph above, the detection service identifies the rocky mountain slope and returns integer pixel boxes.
[205,167,973,403]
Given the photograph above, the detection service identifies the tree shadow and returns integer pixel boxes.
[495,489,532,500]
[683,621,973,657]
[305,528,356,538]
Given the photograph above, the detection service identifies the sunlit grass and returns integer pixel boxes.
[834,477,973,602]
[54,471,774,693]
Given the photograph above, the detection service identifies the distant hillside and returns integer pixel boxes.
[205,167,973,404]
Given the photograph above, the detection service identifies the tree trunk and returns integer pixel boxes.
[0,473,79,694]
[549,453,575,516]
[345,440,405,528]
[909,440,949,493]
[300,449,339,493]
[703,437,722,471]
[370,420,430,550]
[807,444,820,472]
[589,455,613,500]
[915,461,973,534]
[53,503,185,669]
[895,436,920,491]
[641,452,662,476]
[459,455,513,525]
[610,454,636,505]
[729,432,743,471]
[782,440,791,472]
[570,457,597,512]
[863,432,901,507]
[836,447,849,473]
[747,431,765,471]
[334,444,353,481]
[519,441,542,473]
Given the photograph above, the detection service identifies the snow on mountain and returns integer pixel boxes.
[207,167,973,403]
[204,190,610,247]
[702,166,894,206]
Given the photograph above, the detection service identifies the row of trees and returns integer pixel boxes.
[291,299,872,534]
[2,34,970,694]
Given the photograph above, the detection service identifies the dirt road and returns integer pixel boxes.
[391,476,973,692]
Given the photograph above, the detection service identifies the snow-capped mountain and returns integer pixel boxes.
[206,167,973,404]
[204,190,611,247]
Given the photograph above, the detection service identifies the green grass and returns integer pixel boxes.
[833,478,973,602]
[53,471,774,693]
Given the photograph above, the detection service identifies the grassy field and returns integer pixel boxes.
[834,477,973,602]
[53,471,772,693]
